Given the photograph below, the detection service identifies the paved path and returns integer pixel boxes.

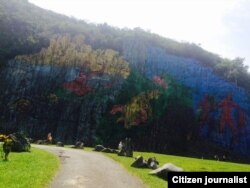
[33,145,145,188]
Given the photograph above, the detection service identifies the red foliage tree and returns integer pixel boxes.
[63,71,92,96]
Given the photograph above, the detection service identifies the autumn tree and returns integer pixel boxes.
[16,35,130,78]
[111,90,161,128]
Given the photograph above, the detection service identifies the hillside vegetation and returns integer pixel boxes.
[0,0,249,90]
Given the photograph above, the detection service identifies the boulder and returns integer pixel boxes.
[101,148,114,153]
[117,138,133,157]
[147,157,159,169]
[74,141,84,149]
[94,145,105,151]
[149,163,184,180]
[8,133,31,152]
[56,141,64,147]
[131,156,147,168]
[112,149,119,154]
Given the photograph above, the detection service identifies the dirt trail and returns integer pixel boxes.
[33,145,145,188]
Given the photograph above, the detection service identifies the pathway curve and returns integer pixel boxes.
[33,145,145,188]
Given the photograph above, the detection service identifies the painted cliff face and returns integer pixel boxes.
[129,46,249,153]
[197,93,246,145]
[63,71,92,96]
[1,37,250,157]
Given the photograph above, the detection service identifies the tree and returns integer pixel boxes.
[215,57,248,86]
[111,90,161,128]
[16,35,130,79]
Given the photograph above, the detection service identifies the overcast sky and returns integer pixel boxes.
[29,0,250,68]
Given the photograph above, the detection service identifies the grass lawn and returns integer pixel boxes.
[104,151,250,188]
[0,147,59,188]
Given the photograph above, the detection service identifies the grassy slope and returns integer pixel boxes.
[0,147,59,188]
[104,151,250,188]
[42,146,250,187]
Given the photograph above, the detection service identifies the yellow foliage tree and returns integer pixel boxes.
[16,35,130,78]
[116,90,161,128]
